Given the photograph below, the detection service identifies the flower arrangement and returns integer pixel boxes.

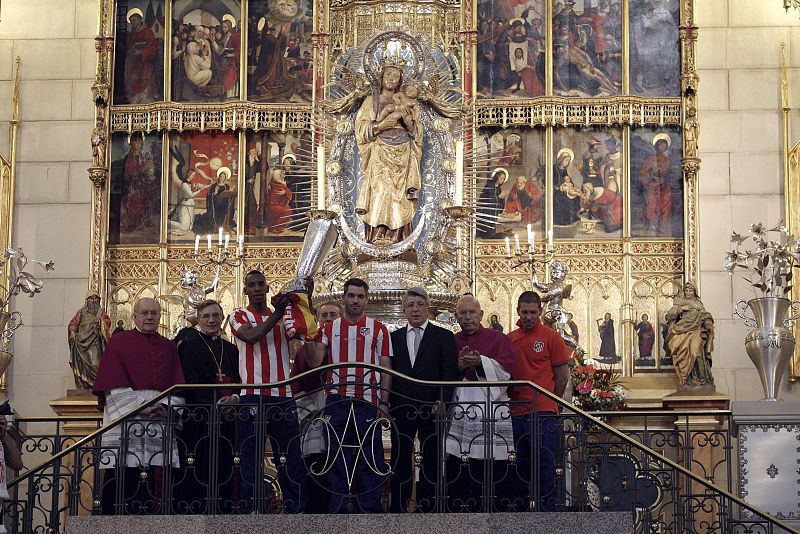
[723,221,800,297]
[571,354,627,411]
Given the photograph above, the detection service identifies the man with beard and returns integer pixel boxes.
[212,15,240,98]
[68,291,112,390]
[578,137,604,188]
[308,278,393,513]
[124,9,159,104]
[508,291,571,512]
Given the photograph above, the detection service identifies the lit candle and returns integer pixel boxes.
[548,230,554,250]
[531,230,536,252]
[207,234,212,252]
[455,140,464,205]
[505,236,511,257]
[218,227,223,246]
[317,145,326,210]
[194,235,200,255]
[514,233,521,255]
[224,233,230,250]
[238,234,244,255]
[527,224,533,246]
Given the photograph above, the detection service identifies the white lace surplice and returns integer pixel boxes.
[99,387,184,469]
[446,355,513,460]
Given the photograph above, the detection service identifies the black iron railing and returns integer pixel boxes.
[3,364,795,533]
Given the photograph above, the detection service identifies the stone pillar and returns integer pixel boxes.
[663,391,729,532]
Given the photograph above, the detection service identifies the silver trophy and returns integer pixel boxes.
[289,212,339,291]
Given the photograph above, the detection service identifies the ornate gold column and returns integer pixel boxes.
[680,0,700,287]
[87,0,114,296]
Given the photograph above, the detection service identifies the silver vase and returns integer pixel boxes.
[736,297,800,401]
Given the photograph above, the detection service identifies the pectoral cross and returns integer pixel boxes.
[216,369,226,383]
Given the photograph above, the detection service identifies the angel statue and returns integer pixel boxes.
[531,260,583,356]
[161,268,220,341]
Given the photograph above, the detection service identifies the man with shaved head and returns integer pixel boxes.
[93,297,186,514]
[446,295,516,512]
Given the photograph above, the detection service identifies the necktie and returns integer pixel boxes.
[411,327,422,366]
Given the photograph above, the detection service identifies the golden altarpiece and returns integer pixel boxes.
[84,0,703,391]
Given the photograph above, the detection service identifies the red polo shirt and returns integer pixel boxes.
[508,321,571,415]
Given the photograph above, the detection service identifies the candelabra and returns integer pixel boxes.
[505,225,555,273]
[192,229,245,269]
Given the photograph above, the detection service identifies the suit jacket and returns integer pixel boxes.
[390,322,459,406]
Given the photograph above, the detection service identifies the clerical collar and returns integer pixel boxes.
[199,330,221,341]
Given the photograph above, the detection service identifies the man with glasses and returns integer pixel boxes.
[93,297,186,514]
[389,287,459,513]
[175,299,240,513]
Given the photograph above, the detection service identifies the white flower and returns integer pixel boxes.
[614,386,628,399]
[589,389,599,399]
[583,358,601,367]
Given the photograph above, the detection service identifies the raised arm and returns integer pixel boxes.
[233,298,289,345]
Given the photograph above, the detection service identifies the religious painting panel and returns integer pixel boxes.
[632,279,658,369]
[475,127,546,240]
[112,0,166,105]
[587,277,623,369]
[171,0,242,103]
[167,131,239,243]
[629,0,681,97]
[246,0,314,103]
[630,127,683,238]
[108,281,160,331]
[632,276,679,371]
[553,0,622,97]
[108,132,163,245]
[557,277,589,356]
[475,0,546,99]
[553,128,623,240]
[244,130,311,242]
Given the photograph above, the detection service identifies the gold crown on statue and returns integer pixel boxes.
[379,54,409,71]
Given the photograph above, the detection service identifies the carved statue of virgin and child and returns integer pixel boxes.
[354,61,423,246]
[319,32,462,281]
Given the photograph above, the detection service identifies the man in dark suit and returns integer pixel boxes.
[389,287,459,513]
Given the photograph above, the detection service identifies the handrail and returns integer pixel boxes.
[6,361,797,532]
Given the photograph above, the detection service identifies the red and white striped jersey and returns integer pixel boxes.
[229,306,292,397]
[320,315,393,405]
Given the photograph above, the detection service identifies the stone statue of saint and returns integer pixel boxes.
[354,62,423,246]
[665,281,715,390]
[531,260,583,355]
[67,290,111,390]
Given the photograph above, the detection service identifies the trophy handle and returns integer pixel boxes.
[784,301,800,328]
[734,299,758,328]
